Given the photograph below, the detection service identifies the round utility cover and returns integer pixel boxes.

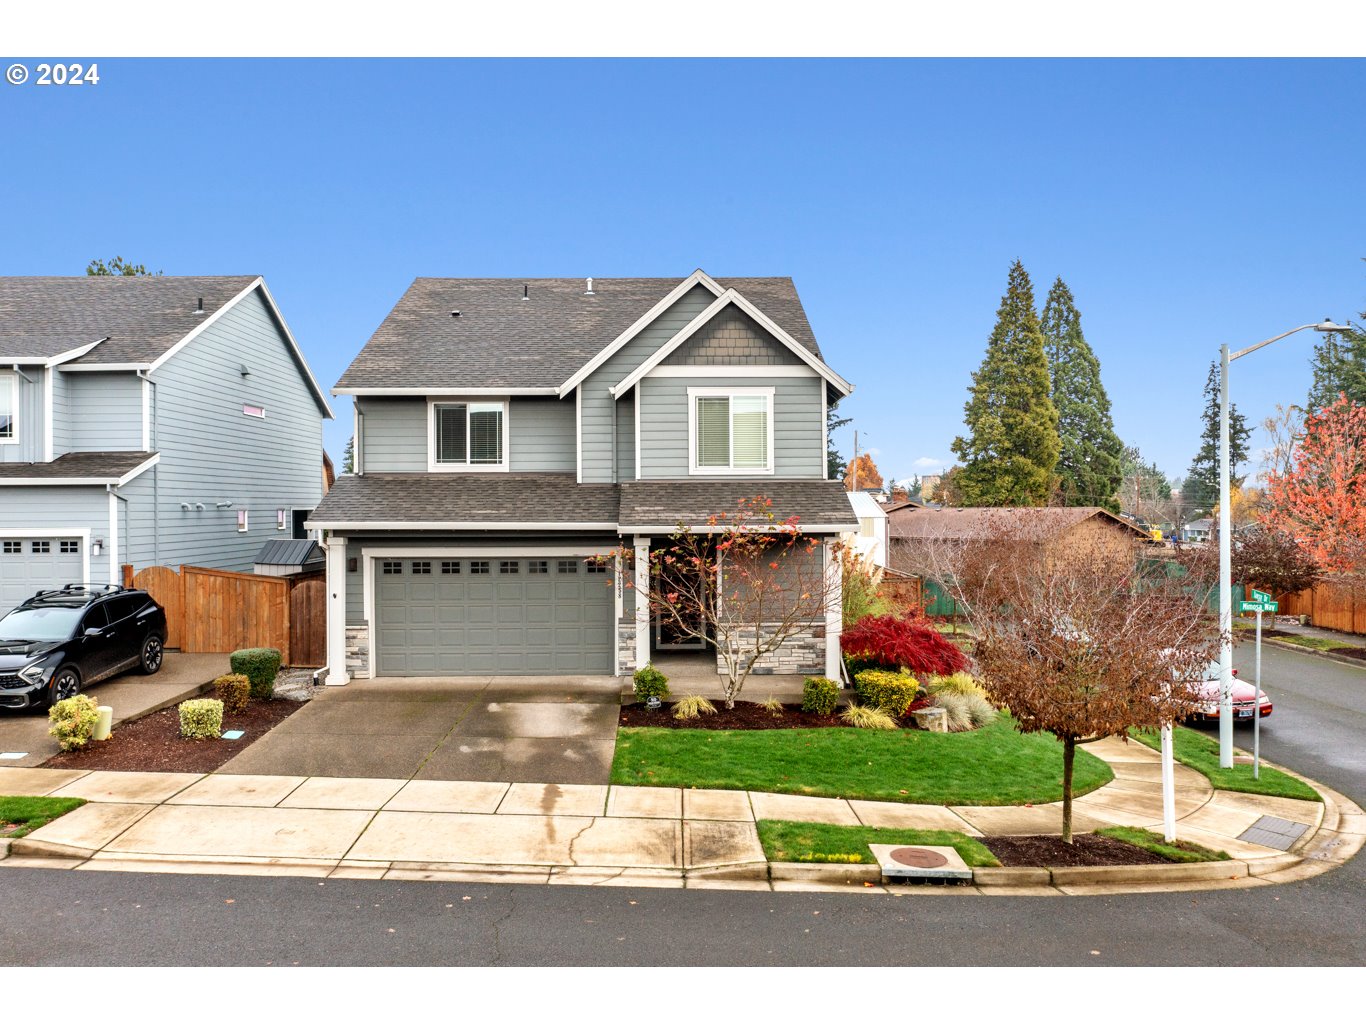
[889,847,949,868]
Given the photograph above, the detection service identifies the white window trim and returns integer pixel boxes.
[237,509,249,533]
[427,397,511,473]
[686,386,775,476]
[0,371,17,446]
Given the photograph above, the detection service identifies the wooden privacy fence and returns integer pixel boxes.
[1275,578,1366,635]
[122,564,326,666]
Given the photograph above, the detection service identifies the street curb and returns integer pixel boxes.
[1257,637,1366,670]
[0,837,9,860]
[769,861,881,885]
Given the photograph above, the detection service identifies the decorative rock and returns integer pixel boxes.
[913,707,947,732]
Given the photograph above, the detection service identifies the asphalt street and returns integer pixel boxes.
[1,640,1362,967]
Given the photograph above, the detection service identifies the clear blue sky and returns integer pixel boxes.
[2,58,1362,483]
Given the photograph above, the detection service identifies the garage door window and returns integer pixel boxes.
[528,560,548,574]
[382,560,402,575]
[470,560,490,574]
[499,560,519,574]
[2,541,19,555]
[60,540,79,554]
[441,561,461,574]
[411,561,431,574]
[557,560,578,574]
[32,541,50,554]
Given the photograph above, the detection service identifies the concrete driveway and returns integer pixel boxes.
[0,653,228,767]
[219,676,621,785]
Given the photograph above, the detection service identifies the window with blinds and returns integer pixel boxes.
[692,391,771,472]
[433,402,505,467]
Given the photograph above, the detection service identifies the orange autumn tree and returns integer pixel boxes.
[1263,394,1366,575]
[843,452,884,491]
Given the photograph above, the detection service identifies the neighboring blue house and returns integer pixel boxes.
[0,275,334,612]
[310,270,857,683]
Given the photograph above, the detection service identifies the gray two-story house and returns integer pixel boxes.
[310,270,856,684]
[0,276,334,612]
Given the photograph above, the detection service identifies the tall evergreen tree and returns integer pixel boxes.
[1183,361,1251,514]
[826,400,851,480]
[1040,277,1123,512]
[1306,316,1366,412]
[950,260,1060,506]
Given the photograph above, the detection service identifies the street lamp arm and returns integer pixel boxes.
[1230,320,1354,361]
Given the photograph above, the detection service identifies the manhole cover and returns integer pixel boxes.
[890,847,949,868]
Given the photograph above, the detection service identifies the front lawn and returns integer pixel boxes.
[0,796,86,839]
[612,715,1113,805]
[1275,635,1358,652]
[1130,725,1321,802]
[1095,826,1230,863]
[757,819,1000,866]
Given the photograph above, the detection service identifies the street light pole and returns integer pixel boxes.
[1216,319,1352,769]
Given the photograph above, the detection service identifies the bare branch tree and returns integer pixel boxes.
[920,513,1221,842]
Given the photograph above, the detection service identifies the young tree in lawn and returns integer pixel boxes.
[607,497,843,710]
[925,516,1219,842]
[1040,277,1124,512]
[1262,394,1366,575]
[951,260,1060,506]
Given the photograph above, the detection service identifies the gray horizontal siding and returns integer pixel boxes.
[616,391,634,481]
[358,396,576,473]
[143,288,325,572]
[62,371,143,452]
[580,283,716,482]
[0,368,45,463]
[0,484,117,586]
[637,375,825,479]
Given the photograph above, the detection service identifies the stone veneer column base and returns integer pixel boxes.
[617,619,637,677]
[717,623,826,676]
[345,624,370,679]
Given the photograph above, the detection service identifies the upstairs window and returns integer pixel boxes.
[430,400,506,471]
[689,387,773,474]
[0,372,15,444]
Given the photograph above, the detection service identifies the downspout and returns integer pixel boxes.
[108,484,130,585]
[137,370,159,566]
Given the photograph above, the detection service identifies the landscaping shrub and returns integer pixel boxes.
[931,691,974,732]
[230,648,282,700]
[760,695,784,716]
[840,704,898,730]
[632,663,670,702]
[853,668,920,716]
[179,698,224,740]
[213,673,250,713]
[801,676,840,716]
[841,558,892,626]
[925,672,987,698]
[48,694,100,752]
[672,695,717,720]
[840,613,968,677]
[963,691,998,728]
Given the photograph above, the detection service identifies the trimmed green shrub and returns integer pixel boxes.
[632,663,670,702]
[801,676,840,716]
[853,668,920,716]
[672,695,717,720]
[840,704,898,730]
[230,648,282,700]
[179,698,224,740]
[213,673,250,714]
[48,694,100,752]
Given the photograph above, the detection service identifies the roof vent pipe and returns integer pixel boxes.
[522,284,529,300]
[194,297,204,314]
[585,277,594,295]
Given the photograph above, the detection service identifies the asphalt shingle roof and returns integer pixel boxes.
[618,479,857,532]
[887,506,1148,541]
[309,473,621,527]
[0,276,258,363]
[0,451,156,481]
[335,276,823,390]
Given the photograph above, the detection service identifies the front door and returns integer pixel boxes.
[651,541,708,650]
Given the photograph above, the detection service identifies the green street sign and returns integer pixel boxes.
[1240,600,1278,614]
[1250,588,1273,603]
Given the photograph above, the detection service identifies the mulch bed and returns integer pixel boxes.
[620,701,851,730]
[982,834,1168,868]
[43,699,302,773]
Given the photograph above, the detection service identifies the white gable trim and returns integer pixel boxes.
[609,288,854,399]
[238,278,335,419]
[556,269,725,397]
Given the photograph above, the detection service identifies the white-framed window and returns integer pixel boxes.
[427,399,509,472]
[237,509,249,533]
[0,372,17,445]
[687,386,774,475]
[277,508,287,531]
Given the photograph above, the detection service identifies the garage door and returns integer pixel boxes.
[374,556,614,676]
[0,537,85,614]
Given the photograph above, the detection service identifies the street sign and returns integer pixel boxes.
[1240,600,1278,614]
[1250,588,1273,603]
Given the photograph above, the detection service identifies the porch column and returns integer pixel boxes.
[324,534,349,686]
[825,538,843,681]
[634,535,650,669]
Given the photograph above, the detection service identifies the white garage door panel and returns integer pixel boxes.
[0,537,85,614]
[375,556,613,676]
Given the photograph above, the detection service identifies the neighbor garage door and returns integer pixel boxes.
[374,556,614,675]
[0,536,85,614]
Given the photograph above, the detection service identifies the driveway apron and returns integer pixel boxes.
[218,676,620,784]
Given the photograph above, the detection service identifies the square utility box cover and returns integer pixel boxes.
[868,844,973,881]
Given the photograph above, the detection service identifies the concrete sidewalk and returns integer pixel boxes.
[2,736,1361,894]
[0,654,228,767]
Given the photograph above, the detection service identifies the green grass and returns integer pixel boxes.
[1130,725,1321,802]
[612,715,1113,805]
[0,795,86,838]
[1096,826,1231,864]
[757,819,1000,867]
[1275,635,1358,652]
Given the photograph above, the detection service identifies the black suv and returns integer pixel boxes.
[0,585,167,710]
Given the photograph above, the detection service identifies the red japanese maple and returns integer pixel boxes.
[840,612,968,676]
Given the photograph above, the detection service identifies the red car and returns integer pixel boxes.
[1189,663,1272,724]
